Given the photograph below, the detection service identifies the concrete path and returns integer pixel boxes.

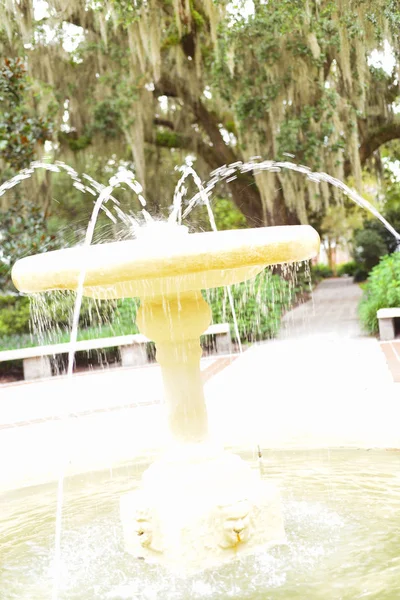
[0,357,233,492]
[278,277,365,339]
[206,278,400,450]
[0,278,399,492]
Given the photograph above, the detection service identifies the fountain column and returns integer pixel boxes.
[121,290,286,567]
[136,291,211,443]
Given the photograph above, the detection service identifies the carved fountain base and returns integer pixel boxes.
[120,444,285,568]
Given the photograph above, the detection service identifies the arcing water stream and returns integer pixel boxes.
[181,160,400,245]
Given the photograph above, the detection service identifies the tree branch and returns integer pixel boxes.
[359,119,400,164]
[55,9,95,31]
[154,118,175,130]
[154,78,178,98]
[154,73,265,225]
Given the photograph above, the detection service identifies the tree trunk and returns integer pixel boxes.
[326,240,335,272]
[227,175,264,227]
[267,186,300,226]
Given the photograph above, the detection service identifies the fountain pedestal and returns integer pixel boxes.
[120,291,286,567]
[136,292,211,444]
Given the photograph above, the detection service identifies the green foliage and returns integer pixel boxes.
[206,271,293,342]
[211,198,247,230]
[211,0,364,168]
[92,99,122,139]
[110,0,144,26]
[359,210,400,256]
[161,33,180,49]
[0,273,295,349]
[0,294,139,350]
[94,64,141,130]
[353,228,388,274]
[0,57,51,172]
[190,197,247,231]
[337,261,357,277]
[348,170,400,280]
[58,132,92,152]
[113,298,139,333]
[0,57,56,292]
[191,9,205,29]
[155,130,184,148]
[0,295,30,336]
[320,204,362,245]
[276,97,339,167]
[359,253,400,334]
[0,332,33,352]
[235,84,280,124]
[0,198,58,292]
[353,267,370,283]
[0,0,399,231]
[36,293,123,336]
[311,264,334,282]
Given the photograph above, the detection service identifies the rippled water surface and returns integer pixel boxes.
[1,449,400,599]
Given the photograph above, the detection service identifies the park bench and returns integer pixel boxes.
[377,308,400,341]
[0,323,232,381]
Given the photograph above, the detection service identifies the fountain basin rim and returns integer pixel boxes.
[11,225,320,298]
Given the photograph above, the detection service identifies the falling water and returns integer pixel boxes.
[170,165,243,353]
[170,165,217,231]
[0,160,136,599]
[0,162,152,600]
[49,168,152,600]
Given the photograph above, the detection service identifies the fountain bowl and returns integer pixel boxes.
[11,224,319,299]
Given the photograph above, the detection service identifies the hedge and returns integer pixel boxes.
[359,253,400,335]
[0,270,300,350]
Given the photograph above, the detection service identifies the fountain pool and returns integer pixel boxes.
[1,448,400,599]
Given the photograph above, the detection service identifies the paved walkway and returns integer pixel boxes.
[0,278,399,492]
[279,277,365,339]
[206,278,400,450]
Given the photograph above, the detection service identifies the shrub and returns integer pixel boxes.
[0,332,34,351]
[113,298,139,333]
[0,294,140,350]
[0,273,295,349]
[0,295,31,336]
[359,253,400,335]
[337,261,357,277]
[357,211,400,256]
[353,266,370,283]
[311,264,333,282]
[206,271,293,342]
[353,229,388,274]
[189,197,247,232]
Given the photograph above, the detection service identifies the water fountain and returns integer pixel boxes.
[3,160,400,598]
[12,220,319,568]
